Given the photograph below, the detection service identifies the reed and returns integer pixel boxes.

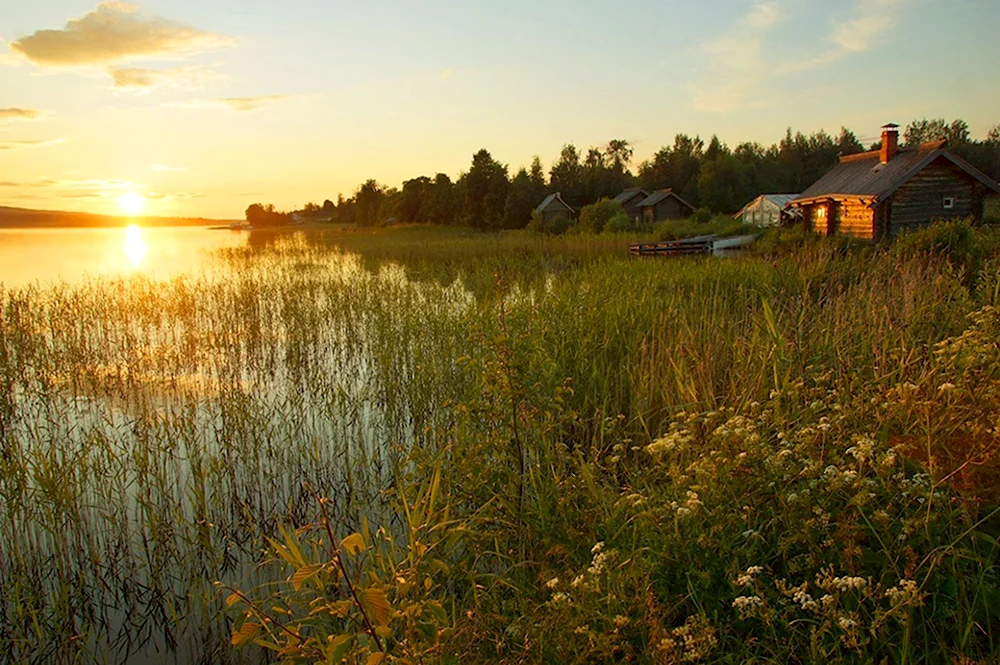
[2,222,999,663]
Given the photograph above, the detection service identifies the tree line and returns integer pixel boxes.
[247,118,1000,229]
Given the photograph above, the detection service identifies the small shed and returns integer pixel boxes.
[535,192,576,223]
[789,124,1000,240]
[613,187,650,223]
[635,189,695,225]
[734,194,799,227]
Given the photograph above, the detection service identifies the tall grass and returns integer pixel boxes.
[2,222,1000,662]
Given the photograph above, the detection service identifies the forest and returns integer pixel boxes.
[248,117,1000,230]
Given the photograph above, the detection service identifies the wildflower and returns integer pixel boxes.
[885,579,921,607]
[613,615,629,629]
[550,592,570,605]
[545,577,559,590]
[938,383,957,393]
[735,566,764,587]
[591,542,605,554]
[732,595,764,617]
[838,617,857,630]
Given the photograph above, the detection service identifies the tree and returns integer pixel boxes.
[578,198,626,234]
[837,127,864,156]
[549,144,585,204]
[605,139,633,171]
[904,118,970,146]
[399,176,432,223]
[355,180,385,227]
[460,149,509,230]
[504,163,546,229]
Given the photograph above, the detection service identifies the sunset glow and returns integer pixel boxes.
[0,1,998,220]
[119,192,146,216]
[123,224,147,267]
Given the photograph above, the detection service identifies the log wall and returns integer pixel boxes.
[888,159,977,237]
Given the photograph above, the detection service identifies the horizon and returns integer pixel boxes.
[2,0,999,219]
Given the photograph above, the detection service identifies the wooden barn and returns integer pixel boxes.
[534,192,576,223]
[635,189,695,225]
[789,124,1000,240]
[734,194,800,227]
[613,187,650,223]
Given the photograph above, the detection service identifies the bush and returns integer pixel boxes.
[527,210,574,235]
[579,199,626,234]
[604,212,636,234]
[691,207,713,224]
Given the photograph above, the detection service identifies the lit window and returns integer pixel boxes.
[943,196,955,210]
[816,206,827,220]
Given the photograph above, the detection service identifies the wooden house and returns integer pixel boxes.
[734,194,799,227]
[789,124,1000,240]
[635,189,695,225]
[613,187,650,223]
[534,192,576,223]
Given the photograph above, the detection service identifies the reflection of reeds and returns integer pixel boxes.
[3,225,1000,662]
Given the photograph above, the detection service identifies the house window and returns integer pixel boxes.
[943,196,955,210]
[816,206,827,220]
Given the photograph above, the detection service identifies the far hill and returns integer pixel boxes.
[0,206,235,229]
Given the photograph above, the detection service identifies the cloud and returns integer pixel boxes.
[108,65,220,90]
[690,1,789,113]
[6,1,233,67]
[0,138,66,150]
[690,0,909,113]
[216,95,290,112]
[0,108,44,121]
[830,0,906,54]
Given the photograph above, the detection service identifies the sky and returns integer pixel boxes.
[1,0,999,220]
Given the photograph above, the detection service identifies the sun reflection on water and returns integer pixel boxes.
[124,224,148,268]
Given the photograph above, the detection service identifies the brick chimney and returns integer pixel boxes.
[880,123,899,164]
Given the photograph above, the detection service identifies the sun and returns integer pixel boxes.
[119,192,146,216]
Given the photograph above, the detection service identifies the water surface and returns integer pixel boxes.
[0,226,249,288]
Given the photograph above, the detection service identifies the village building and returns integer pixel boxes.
[534,192,576,223]
[635,189,695,225]
[789,124,1000,240]
[613,187,650,223]
[733,194,800,227]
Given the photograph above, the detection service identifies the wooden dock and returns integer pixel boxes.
[629,234,758,257]
[629,235,716,257]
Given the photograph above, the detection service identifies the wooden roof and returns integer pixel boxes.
[791,142,1000,206]
[534,192,575,214]
[613,187,649,205]
[635,188,696,211]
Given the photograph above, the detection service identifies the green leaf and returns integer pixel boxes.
[231,621,260,647]
[341,532,366,555]
[360,587,391,627]
[291,563,324,591]
[326,634,352,664]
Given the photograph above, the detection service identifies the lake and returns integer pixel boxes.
[0,229,470,663]
[0,226,250,288]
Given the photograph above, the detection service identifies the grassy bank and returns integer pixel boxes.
[2,222,1000,662]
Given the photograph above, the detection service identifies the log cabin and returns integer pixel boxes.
[789,124,1000,241]
[613,187,650,224]
[534,192,576,223]
[635,189,695,225]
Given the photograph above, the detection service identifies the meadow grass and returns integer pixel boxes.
[2,221,1000,663]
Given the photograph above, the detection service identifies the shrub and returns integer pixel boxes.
[527,210,574,235]
[579,199,626,234]
[691,207,713,224]
[604,212,636,234]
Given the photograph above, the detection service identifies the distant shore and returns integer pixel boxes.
[0,206,236,229]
